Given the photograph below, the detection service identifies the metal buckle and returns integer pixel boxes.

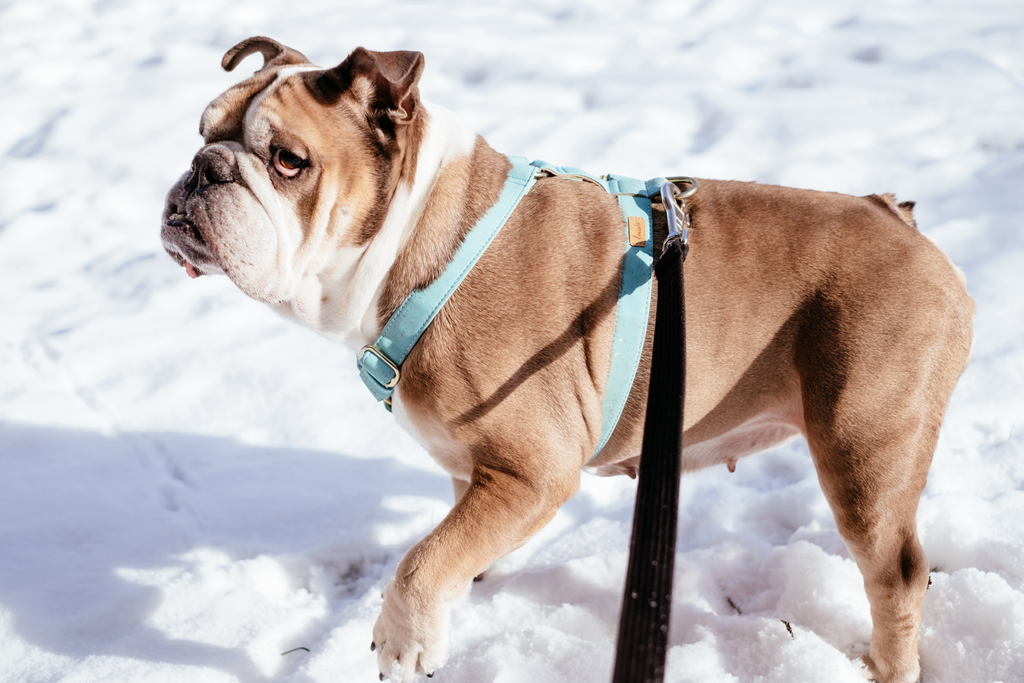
[359,345,401,389]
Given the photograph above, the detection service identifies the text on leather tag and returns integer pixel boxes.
[628,216,647,247]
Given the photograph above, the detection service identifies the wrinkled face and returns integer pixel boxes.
[161,40,424,305]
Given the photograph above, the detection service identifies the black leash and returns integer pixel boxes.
[611,180,693,683]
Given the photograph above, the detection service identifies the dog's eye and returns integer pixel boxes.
[273,148,306,178]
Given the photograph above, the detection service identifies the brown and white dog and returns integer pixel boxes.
[161,37,974,683]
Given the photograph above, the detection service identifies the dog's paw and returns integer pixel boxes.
[862,653,922,683]
[372,579,450,682]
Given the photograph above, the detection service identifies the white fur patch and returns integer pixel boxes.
[231,147,305,298]
[391,384,473,480]
[284,100,478,350]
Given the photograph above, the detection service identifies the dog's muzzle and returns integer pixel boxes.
[161,144,240,278]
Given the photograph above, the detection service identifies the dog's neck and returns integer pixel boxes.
[274,101,481,351]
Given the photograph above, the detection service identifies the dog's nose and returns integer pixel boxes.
[187,145,237,192]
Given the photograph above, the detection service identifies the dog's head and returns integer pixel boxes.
[160,36,425,306]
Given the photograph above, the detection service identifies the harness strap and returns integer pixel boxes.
[357,160,538,406]
[598,174,656,461]
[513,159,666,461]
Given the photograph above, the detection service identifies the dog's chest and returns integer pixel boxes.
[392,390,474,479]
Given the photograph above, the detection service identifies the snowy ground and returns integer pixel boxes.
[2,0,1023,681]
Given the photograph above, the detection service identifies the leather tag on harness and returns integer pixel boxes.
[628,216,647,247]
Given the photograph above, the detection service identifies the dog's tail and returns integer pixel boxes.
[869,192,917,230]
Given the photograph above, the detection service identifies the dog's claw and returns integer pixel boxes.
[379,674,385,682]
[427,672,434,678]
[370,641,376,651]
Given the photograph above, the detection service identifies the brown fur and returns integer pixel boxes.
[163,38,975,683]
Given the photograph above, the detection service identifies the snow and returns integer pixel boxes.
[1,0,1023,681]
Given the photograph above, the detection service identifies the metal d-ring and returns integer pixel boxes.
[665,176,698,199]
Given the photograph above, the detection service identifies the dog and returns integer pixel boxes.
[161,36,974,683]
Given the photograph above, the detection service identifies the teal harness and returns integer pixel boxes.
[357,157,673,462]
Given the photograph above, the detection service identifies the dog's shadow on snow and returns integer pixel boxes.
[0,420,451,682]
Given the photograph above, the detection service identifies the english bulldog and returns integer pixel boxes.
[161,36,974,683]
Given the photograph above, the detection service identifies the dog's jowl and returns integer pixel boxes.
[161,36,974,683]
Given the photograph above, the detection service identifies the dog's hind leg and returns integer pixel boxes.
[803,417,933,683]
[795,276,972,683]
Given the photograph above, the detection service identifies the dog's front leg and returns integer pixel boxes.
[373,462,578,681]
[451,476,470,505]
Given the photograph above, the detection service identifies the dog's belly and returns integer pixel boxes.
[588,411,803,478]
[680,414,802,472]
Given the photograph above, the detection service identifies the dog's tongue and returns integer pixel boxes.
[184,261,201,279]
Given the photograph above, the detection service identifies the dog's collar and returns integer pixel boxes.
[357,156,669,463]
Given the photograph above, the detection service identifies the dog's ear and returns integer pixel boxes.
[222,36,310,73]
[200,38,311,143]
[305,47,425,127]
